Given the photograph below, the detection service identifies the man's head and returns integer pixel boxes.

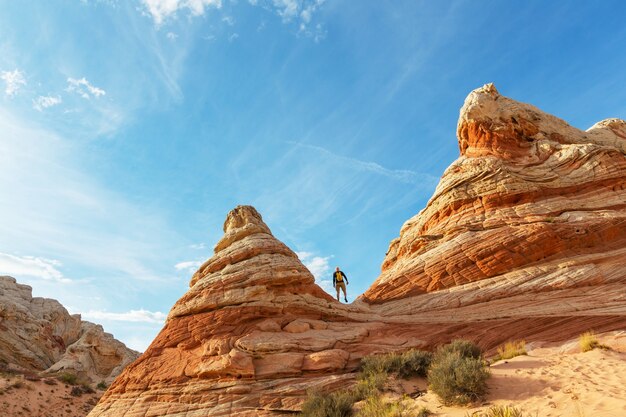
[335,267,340,271]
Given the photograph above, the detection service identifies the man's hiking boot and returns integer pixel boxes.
[344,298,348,302]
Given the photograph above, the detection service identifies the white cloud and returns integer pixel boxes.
[141,0,222,25]
[296,251,333,293]
[189,243,207,249]
[272,0,298,21]
[166,31,179,40]
[32,95,62,111]
[222,15,234,25]
[81,309,167,324]
[66,77,106,99]
[0,252,71,283]
[1,69,26,97]
[0,108,183,283]
[174,260,203,273]
[266,0,325,34]
[287,141,437,185]
[228,33,239,42]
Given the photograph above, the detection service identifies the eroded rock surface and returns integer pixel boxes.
[0,276,139,384]
[363,83,626,303]
[89,86,626,417]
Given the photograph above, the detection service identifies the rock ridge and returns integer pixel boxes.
[0,276,139,384]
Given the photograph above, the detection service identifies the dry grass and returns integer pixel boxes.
[466,405,526,417]
[579,331,609,353]
[493,340,527,361]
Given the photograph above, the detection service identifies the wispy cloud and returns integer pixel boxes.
[174,260,203,273]
[287,141,435,185]
[32,95,62,111]
[189,243,207,250]
[296,251,332,293]
[166,31,178,40]
[66,77,106,99]
[141,0,223,26]
[0,108,183,284]
[1,69,26,97]
[228,33,239,42]
[81,309,167,324]
[267,0,326,38]
[0,252,72,283]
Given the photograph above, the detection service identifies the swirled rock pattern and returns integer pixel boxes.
[88,86,626,417]
[0,276,139,384]
[363,83,626,302]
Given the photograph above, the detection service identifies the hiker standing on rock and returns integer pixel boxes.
[333,267,349,303]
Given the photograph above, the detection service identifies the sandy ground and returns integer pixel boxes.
[0,373,102,417]
[402,332,626,417]
[1,333,624,416]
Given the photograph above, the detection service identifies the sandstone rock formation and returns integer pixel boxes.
[362,83,626,311]
[89,85,626,416]
[0,276,139,384]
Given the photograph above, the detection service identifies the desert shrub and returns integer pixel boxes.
[81,383,95,394]
[428,340,490,406]
[96,381,108,390]
[416,407,432,417]
[57,372,78,385]
[493,340,527,361]
[360,349,432,380]
[301,349,433,416]
[300,390,355,417]
[397,350,432,378]
[355,395,409,417]
[360,353,401,377]
[436,339,482,361]
[579,331,604,352]
[467,405,525,417]
[353,372,386,401]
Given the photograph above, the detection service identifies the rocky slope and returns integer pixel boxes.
[362,83,626,305]
[0,276,139,384]
[88,85,626,416]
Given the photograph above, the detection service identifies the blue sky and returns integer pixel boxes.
[1,0,625,351]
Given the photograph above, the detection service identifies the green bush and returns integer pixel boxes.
[359,349,432,380]
[96,381,108,390]
[300,348,433,416]
[397,350,432,378]
[353,372,386,401]
[300,390,355,417]
[57,372,78,385]
[428,340,490,406]
[436,339,482,361]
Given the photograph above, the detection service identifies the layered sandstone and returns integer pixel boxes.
[363,83,626,307]
[89,85,626,417]
[0,276,139,384]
